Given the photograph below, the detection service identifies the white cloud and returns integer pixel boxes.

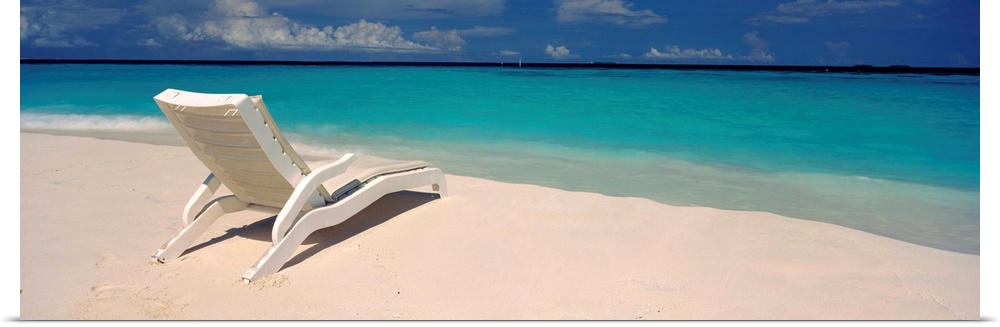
[556,0,667,27]
[153,0,439,52]
[199,14,304,49]
[643,46,733,60]
[499,50,521,56]
[749,0,901,24]
[413,27,466,51]
[545,44,579,59]
[329,19,435,51]
[741,31,775,62]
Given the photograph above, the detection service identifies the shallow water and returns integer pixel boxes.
[20,63,980,253]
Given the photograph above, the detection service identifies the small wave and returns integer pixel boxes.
[280,132,368,159]
[850,175,885,183]
[289,141,357,159]
[20,112,170,131]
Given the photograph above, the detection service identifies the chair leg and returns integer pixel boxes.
[429,169,448,197]
[241,168,447,282]
[152,195,248,262]
[242,209,326,282]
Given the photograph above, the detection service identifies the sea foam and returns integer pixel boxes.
[20,112,171,131]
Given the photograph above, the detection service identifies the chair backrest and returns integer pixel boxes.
[154,88,330,209]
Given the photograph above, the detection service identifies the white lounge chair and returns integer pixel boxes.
[151,88,448,282]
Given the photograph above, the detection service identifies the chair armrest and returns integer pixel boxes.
[272,153,357,242]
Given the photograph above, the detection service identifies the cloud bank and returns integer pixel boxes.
[152,0,439,52]
[643,46,733,60]
[643,32,775,62]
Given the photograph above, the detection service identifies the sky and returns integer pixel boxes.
[18,0,982,67]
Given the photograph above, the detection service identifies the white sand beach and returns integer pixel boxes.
[19,132,979,320]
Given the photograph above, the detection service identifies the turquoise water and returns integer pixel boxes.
[20,64,980,254]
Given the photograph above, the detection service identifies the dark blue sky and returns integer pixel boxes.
[19,0,981,67]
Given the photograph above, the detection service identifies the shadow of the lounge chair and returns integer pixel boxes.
[180,191,440,269]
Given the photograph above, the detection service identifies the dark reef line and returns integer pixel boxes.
[20,59,979,75]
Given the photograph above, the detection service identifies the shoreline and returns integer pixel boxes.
[21,127,981,254]
[19,131,979,319]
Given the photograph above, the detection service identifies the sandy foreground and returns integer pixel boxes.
[19,132,979,320]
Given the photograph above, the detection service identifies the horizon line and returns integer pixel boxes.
[19,58,980,75]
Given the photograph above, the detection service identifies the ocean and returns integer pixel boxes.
[19,63,980,254]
